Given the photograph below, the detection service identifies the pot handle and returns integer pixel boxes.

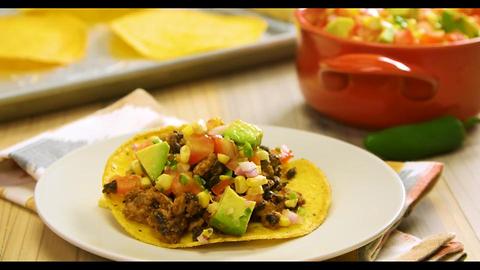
[319,53,438,101]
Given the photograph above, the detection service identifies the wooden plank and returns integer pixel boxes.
[436,139,480,241]
[36,227,77,261]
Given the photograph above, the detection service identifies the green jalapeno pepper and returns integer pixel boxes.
[364,115,479,161]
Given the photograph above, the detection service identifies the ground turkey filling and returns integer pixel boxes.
[112,131,305,244]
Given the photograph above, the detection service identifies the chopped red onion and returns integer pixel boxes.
[196,235,208,244]
[234,161,258,177]
[283,209,301,225]
[208,125,227,136]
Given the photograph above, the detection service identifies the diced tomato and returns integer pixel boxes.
[211,179,234,196]
[184,181,203,194]
[446,32,467,42]
[169,173,203,196]
[417,21,433,33]
[394,29,415,45]
[169,175,182,196]
[243,194,263,203]
[420,31,445,44]
[115,175,141,195]
[250,154,261,165]
[225,159,239,171]
[334,8,360,17]
[213,137,238,159]
[278,145,294,164]
[459,8,474,16]
[187,134,214,165]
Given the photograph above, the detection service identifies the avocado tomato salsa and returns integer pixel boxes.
[102,118,305,244]
[316,8,480,45]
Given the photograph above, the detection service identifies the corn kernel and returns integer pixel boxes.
[206,117,224,131]
[150,136,162,144]
[180,145,191,163]
[285,199,298,208]
[197,191,211,208]
[155,174,173,191]
[219,175,232,181]
[217,153,230,164]
[200,228,214,238]
[256,150,270,161]
[181,125,194,137]
[234,176,248,194]
[246,185,264,196]
[130,159,143,176]
[192,122,206,134]
[140,177,152,187]
[279,215,291,227]
[287,191,298,200]
[246,175,268,187]
[297,207,306,216]
[207,202,218,214]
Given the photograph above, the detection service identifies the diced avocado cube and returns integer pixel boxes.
[459,17,480,38]
[378,27,395,43]
[136,141,170,181]
[440,9,460,33]
[440,10,480,38]
[393,15,408,29]
[209,187,256,236]
[241,142,254,158]
[223,120,263,148]
[386,8,418,18]
[325,17,355,38]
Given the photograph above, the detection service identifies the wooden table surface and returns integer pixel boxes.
[0,59,479,261]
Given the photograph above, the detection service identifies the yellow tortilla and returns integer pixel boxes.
[252,9,295,22]
[109,9,268,60]
[21,8,143,25]
[101,126,331,248]
[0,14,87,64]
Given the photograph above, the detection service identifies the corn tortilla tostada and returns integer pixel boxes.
[100,118,331,248]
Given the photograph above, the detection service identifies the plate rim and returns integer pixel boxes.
[35,125,406,261]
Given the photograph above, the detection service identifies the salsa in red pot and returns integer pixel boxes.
[311,8,480,45]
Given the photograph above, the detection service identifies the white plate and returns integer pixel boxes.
[35,125,406,261]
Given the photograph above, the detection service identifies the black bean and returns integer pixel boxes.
[263,190,273,200]
[102,180,117,194]
[255,201,266,211]
[259,145,270,152]
[286,167,297,180]
[266,213,280,225]
[151,200,160,209]
[167,131,185,154]
[192,227,204,241]
[270,176,281,191]
[271,193,284,205]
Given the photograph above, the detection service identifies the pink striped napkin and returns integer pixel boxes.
[0,89,466,261]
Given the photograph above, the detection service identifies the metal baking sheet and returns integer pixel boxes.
[0,9,296,122]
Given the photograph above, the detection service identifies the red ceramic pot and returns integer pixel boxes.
[295,8,480,129]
